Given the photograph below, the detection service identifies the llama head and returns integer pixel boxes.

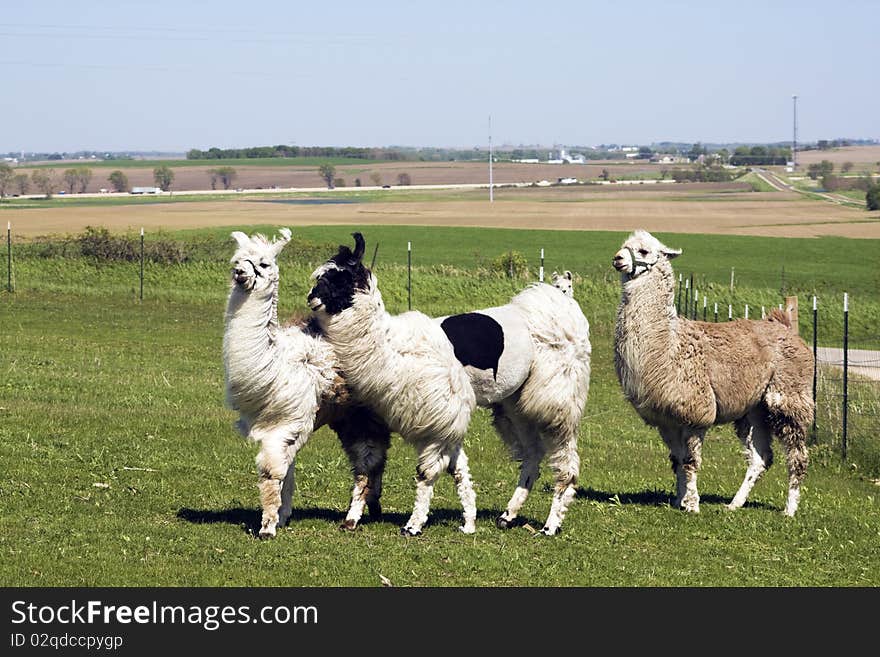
[612,229,681,280]
[307,232,372,314]
[228,227,292,293]
[551,270,574,297]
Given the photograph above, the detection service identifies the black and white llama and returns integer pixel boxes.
[307,233,478,535]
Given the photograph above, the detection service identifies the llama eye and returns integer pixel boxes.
[259,262,270,269]
[638,249,648,256]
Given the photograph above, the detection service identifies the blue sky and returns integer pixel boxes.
[2,0,877,152]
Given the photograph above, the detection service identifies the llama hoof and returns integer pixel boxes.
[496,515,512,530]
[725,502,741,512]
[459,523,476,535]
[539,526,560,536]
[367,501,383,518]
[258,528,276,540]
[400,526,422,537]
[339,519,359,532]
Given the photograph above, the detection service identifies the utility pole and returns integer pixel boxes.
[488,115,494,203]
[792,94,798,169]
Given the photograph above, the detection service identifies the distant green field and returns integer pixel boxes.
[1,225,878,586]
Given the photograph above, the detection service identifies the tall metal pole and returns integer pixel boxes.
[539,248,544,282]
[407,241,412,310]
[488,115,494,203]
[842,292,848,461]
[792,95,798,169]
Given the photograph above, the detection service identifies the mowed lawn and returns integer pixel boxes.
[1,225,878,587]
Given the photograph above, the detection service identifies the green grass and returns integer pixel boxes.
[1,226,879,587]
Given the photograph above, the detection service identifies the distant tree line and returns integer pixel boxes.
[728,145,792,166]
[186,145,412,161]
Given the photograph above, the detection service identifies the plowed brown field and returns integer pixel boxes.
[7,185,880,239]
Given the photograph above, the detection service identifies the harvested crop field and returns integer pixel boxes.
[5,185,880,239]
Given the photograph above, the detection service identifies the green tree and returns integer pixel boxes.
[866,183,880,211]
[841,161,854,174]
[14,174,29,195]
[0,162,13,198]
[215,166,237,190]
[318,163,336,188]
[63,168,80,193]
[108,170,129,192]
[153,165,174,191]
[31,169,55,198]
[369,172,382,186]
[397,172,412,186]
[77,168,92,193]
[333,177,346,187]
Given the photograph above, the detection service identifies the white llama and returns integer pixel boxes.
[612,230,813,515]
[224,228,391,538]
[308,233,478,535]
[551,270,574,297]
[437,275,591,535]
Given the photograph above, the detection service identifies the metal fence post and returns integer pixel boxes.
[714,302,718,323]
[703,296,707,322]
[676,274,682,314]
[539,248,544,282]
[6,221,12,293]
[812,295,818,440]
[139,227,144,302]
[842,292,849,461]
[407,241,412,311]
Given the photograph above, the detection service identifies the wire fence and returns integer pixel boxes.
[5,225,879,473]
[674,274,879,474]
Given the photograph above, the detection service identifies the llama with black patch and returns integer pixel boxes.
[438,276,591,535]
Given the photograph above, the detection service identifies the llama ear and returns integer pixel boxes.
[231,231,250,248]
[662,247,682,259]
[271,228,292,256]
[551,270,559,279]
[351,232,365,262]
[565,270,572,280]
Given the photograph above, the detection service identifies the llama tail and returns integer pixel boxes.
[766,308,792,328]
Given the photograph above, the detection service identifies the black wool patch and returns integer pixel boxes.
[441,313,504,380]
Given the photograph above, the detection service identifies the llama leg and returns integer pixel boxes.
[336,411,391,530]
[447,447,477,534]
[497,451,541,529]
[339,439,391,531]
[772,415,809,516]
[541,432,580,536]
[494,406,544,529]
[764,385,811,516]
[365,433,390,519]
[401,446,449,536]
[255,434,293,539]
[728,414,773,511]
[660,426,702,512]
[659,426,687,509]
[277,452,297,528]
[679,430,704,512]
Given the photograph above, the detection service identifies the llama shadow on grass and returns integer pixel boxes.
[575,487,776,511]
[176,506,509,535]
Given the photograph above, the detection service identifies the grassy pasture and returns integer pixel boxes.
[1,225,879,587]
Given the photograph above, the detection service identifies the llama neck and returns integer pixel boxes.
[614,261,680,394]
[224,281,283,402]
[320,282,398,388]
